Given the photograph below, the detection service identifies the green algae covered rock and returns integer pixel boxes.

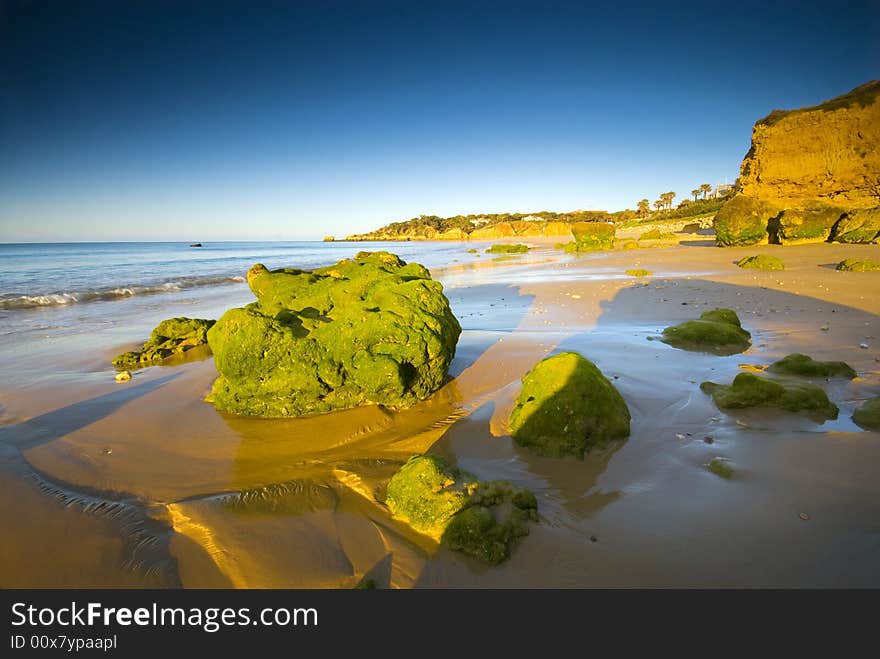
[767,353,856,379]
[661,308,751,355]
[713,195,779,247]
[508,351,630,458]
[112,317,215,370]
[638,229,676,241]
[769,203,846,244]
[625,268,652,277]
[852,397,880,431]
[736,254,785,271]
[206,251,461,417]
[829,208,880,244]
[384,454,538,565]
[707,458,733,479]
[569,222,615,251]
[700,373,839,421]
[486,243,530,254]
[836,258,880,272]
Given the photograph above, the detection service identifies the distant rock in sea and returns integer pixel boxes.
[715,80,880,246]
[189,243,203,247]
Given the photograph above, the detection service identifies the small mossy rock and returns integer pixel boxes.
[707,458,733,479]
[736,254,785,271]
[621,240,640,250]
[767,353,856,379]
[836,258,880,272]
[829,208,880,244]
[713,194,780,247]
[509,352,631,458]
[485,243,529,254]
[661,308,751,355]
[852,397,880,430]
[769,203,846,244]
[112,317,215,370]
[625,268,652,277]
[570,222,615,250]
[384,455,538,565]
[207,251,461,417]
[700,372,839,421]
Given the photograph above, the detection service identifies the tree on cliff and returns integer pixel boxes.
[653,199,664,211]
[637,199,650,217]
[660,191,676,210]
[691,188,701,201]
[700,183,712,199]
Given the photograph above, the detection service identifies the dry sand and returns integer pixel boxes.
[1,240,879,587]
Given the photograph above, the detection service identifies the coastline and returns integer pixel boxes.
[2,240,879,587]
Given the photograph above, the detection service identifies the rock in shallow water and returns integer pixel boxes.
[700,372,839,421]
[508,351,631,458]
[661,308,751,355]
[767,353,856,379]
[384,454,537,565]
[852,397,880,431]
[205,251,461,417]
[736,254,785,271]
[112,317,215,370]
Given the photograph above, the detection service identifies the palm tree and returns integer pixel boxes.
[637,199,650,217]
[691,188,700,201]
[653,199,664,212]
[660,191,676,210]
[700,183,712,199]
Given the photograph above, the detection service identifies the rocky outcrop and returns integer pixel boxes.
[701,373,839,422]
[560,222,616,252]
[714,81,880,246]
[661,308,751,355]
[205,252,461,417]
[112,317,215,370]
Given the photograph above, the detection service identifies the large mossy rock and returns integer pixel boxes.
[661,308,751,355]
[769,204,846,245]
[767,353,856,379]
[713,195,778,247]
[384,455,538,565]
[829,208,880,244]
[700,373,839,421]
[736,254,785,270]
[486,243,530,254]
[112,317,215,370]
[567,222,615,251]
[852,397,880,431]
[836,258,880,272]
[206,251,461,417]
[508,352,630,458]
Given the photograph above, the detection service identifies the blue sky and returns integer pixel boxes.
[0,0,877,242]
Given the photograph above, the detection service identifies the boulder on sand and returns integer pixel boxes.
[112,317,215,370]
[661,308,751,355]
[700,373,839,422]
[206,251,461,417]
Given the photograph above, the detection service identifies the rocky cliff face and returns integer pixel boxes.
[715,81,880,246]
[346,220,573,241]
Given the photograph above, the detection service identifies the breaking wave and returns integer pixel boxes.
[0,275,246,310]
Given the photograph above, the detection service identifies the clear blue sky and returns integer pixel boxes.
[1,0,877,242]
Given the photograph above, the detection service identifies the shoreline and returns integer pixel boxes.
[1,240,879,587]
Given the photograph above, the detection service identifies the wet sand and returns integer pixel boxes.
[1,241,879,587]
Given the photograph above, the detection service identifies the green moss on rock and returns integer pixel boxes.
[625,268,652,277]
[736,254,785,271]
[829,208,880,244]
[707,458,733,479]
[570,222,615,251]
[713,195,780,247]
[384,455,538,565]
[700,372,839,421]
[638,229,676,240]
[852,396,880,430]
[769,203,846,244]
[661,308,751,355]
[112,317,215,370]
[486,243,530,254]
[206,251,461,417]
[767,353,856,379]
[508,352,630,458]
[836,258,880,271]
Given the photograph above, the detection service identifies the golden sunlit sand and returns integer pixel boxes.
[1,241,879,587]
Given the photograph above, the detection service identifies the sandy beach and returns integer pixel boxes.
[1,239,878,588]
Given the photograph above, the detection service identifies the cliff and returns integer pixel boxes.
[346,219,574,241]
[715,81,880,246]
